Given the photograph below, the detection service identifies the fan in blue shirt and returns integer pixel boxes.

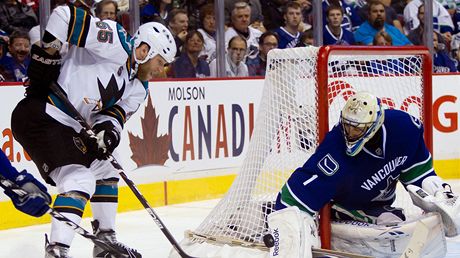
[354,1,411,46]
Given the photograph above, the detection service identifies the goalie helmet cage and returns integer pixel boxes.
[186,45,432,253]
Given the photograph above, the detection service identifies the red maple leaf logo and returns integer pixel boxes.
[128,95,170,167]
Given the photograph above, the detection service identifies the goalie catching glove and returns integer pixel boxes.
[3,171,52,217]
[407,183,460,237]
[82,121,120,160]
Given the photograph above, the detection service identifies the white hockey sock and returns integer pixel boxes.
[50,213,81,246]
[91,202,117,230]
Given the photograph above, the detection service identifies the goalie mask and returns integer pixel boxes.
[340,92,385,156]
[132,22,176,64]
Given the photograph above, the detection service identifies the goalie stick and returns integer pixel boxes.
[399,221,429,258]
[187,230,374,258]
[48,82,197,258]
[0,174,127,257]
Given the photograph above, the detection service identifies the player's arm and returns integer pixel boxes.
[0,151,51,217]
[46,5,129,60]
[270,151,341,257]
[399,116,460,236]
[276,166,339,216]
[398,117,449,195]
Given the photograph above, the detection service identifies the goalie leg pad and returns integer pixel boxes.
[331,212,446,258]
[267,206,319,258]
[407,184,460,237]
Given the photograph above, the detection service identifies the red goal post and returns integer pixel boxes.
[316,45,433,249]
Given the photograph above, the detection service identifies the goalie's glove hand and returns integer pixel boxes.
[3,171,51,217]
[82,121,120,160]
[26,44,61,93]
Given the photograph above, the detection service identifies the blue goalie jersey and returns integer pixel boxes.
[276,109,436,214]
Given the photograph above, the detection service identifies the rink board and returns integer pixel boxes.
[0,75,459,230]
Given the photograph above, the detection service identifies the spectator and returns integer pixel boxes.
[21,0,39,16]
[373,31,392,45]
[407,4,427,46]
[225,0,263,26]
[296,0,313,32]
[296,29,314,47]
[0,36,12,81]
[169,31,210,78]
[433,32,458,72]
[168,8,189,57]
[261,0,289,31]
[210,35,249,77]
[354,0,411,46]
[403,0,453,40]
[250,17,267,33]
[322,0,361,31]
[451,33,460,71]
[323,5,355,45]
[246,31,279,76]
[356,0,404,34]
[1,30,30,82]
[225,1,262,60]
[408,4,452,46]
[184,0,211,30]
[95,0,118,21]
[0,0,38,35]
[198,3,216,63]
[140,0,172,25]
[274,1,302,49]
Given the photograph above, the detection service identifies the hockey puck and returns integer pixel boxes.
[263,234,275,248]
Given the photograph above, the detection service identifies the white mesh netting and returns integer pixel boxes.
[184,46,428,253]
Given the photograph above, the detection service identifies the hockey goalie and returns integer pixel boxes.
[269,91,460,258]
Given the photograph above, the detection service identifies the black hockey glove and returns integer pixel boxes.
[26,44,61,95]
[3,170,52,217]
[82,121,120,160]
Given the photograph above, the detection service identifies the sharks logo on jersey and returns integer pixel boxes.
[98,74,125,110]
[84,75,126,112]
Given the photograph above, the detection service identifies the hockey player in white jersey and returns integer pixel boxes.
[269,92,460,257]
[10,4,176,258]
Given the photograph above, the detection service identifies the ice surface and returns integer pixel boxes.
[1,198,459,257]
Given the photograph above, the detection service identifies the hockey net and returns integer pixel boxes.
[182,46,432,254]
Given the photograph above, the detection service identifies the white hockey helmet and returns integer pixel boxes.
[132,22,176,64]
[340,92,385,156]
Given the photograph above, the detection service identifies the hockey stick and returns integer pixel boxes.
[187,230,374,258]
[48,82,197,258]
[399,221,429,258]
[0,174,127,257]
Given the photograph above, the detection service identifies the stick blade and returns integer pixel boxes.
[399,221,430,258]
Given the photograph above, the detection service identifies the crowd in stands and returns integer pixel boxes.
[1,0,460,82]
